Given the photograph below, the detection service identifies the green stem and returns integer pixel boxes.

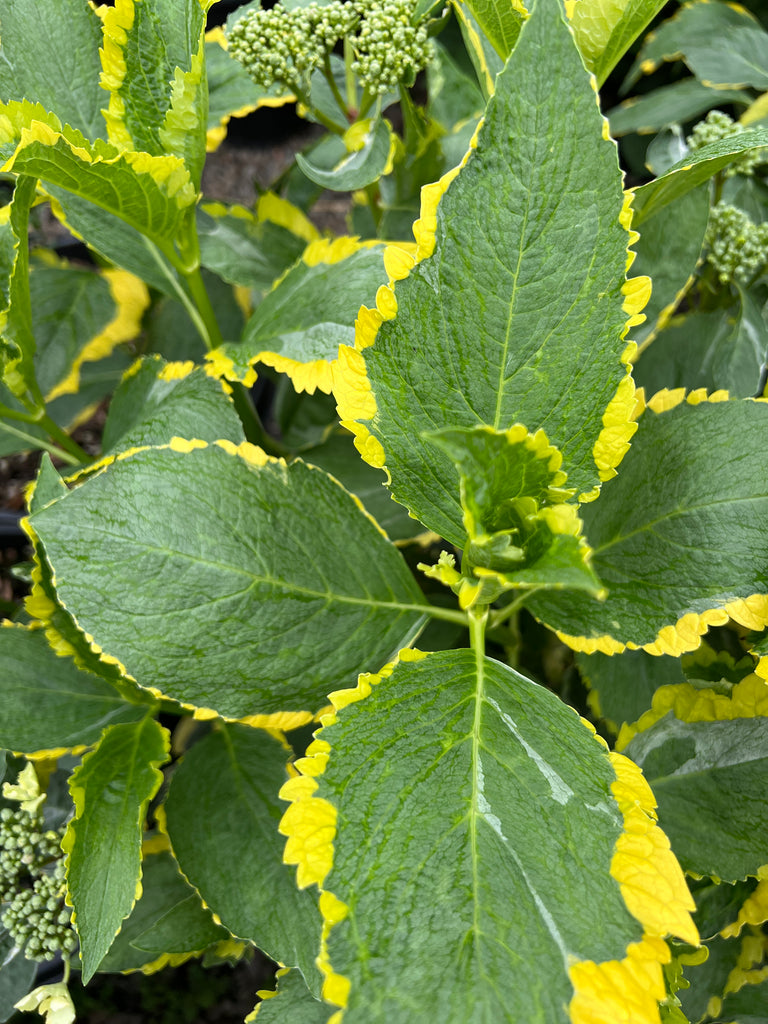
[323,53,350,121]
[468,605,488,661]
[230,383,292,458]
[35,411,91,464]
[292,83,346,135]
[0,418,81,465]
[344,37,357,111]
[420,603,468,626]
[146,239,213,350]
[358,86,376,120]
[181,266,224,352]
[488,588,538,631]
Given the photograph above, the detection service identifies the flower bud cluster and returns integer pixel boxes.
[228,2,359,91]
[227,1,432,97]
[0,806,76,962]
[351,0,432,94]
[687,110,764,176]
[705,202,768,284]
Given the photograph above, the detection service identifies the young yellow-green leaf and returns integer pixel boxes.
[625,715,768,882]
[570,0,668,87]
[529,400,768,653]
[197,200,315,294]
[608,79,751,137]
[290,649,695,1022]
[252,969,330,1023]
[296,119,391,192]
[65,716,170,982]
[341,0,633,546]
[0,0,106,141]
[620,0,760,93]
[96,850,231,974]
[460,0,526,60]
[29,443,427,717]
[0,623,152,755]
[101,355,244,455]
[216,241,388,390]
[632,129,768,225]
[0,176,38,401]
[4,126,196,257]
[100,0,204,154]
[165,724,323,995]
[634,290,768,399]
[575,649,685,732]
[631,184,709,349]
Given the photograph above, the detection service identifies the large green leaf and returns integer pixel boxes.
[607,79,751,137]
[529,399,768,653]
[283,649,696,1021]
[620,0,761,93]
[216,241,389,391]
[301,431,424,542]
[632,129,768,225]
[253,970,329,1023]
[96,850,231,974]
[570,0,668,86]
[64,716,169,982]
[625,714,768,881]
[634,289,768,399]
[165,724,323,994]
[3,124,197,260]
[0,176,38,401]
[631,185,710,350]
[461,0,526,60]
[337,0,636,547]
[101,355,244,455]
[719,979,768,1024]
[683,24,768,90]
[0,0,105,141]
[0,623,151,755]
[28,443,427,717]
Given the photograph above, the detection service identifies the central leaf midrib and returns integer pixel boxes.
[44,526,423,615]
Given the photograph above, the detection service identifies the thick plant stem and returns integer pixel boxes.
[182,267,224,351]
[324,53,350,121]
[469,605,488,663]
[229,384,292,458]
[2,401,89,463]
[0,419,81,466]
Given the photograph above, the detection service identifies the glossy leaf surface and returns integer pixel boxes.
[165,724,323,993]
[626,715,768,881]
[0,624,150,755]
[296,119,391,192]
[312,650,673,1022]
[349,0,632,545]
[608,79,750,137]
[530,400,768,649]
[570,0,667,86]
[65,717,169,982]
[461,0,525,59]
[30,443,427,716]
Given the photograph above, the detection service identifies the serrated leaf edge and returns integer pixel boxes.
[279,650,697,1022]
[558,391,768,657]
[99,0,136,150]
[615,671,768,751]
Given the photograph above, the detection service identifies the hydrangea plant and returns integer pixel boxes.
[1,1,768,1022]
